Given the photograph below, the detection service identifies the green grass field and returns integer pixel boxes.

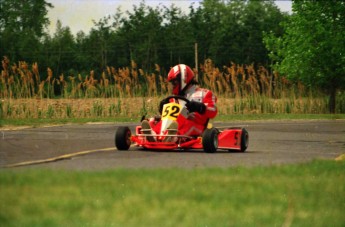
[1,160,344,226]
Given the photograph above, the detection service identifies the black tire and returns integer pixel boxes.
[202,128,219,153]
[240,128,249,152]
[115,126,131,150]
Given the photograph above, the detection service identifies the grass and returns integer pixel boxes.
[215,113,345,121]
[1,58,344,225]
[0,160,344,226]
[0,117,135,128]
[1,114,344,129]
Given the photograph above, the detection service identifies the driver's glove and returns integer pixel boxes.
[159,98,170,114]
[186,101,206,114]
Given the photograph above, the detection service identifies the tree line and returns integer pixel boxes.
[0,0,287,77]
[1,0,344,113]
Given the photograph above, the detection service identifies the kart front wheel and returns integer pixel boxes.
[240,128,249,152]
[202,128,219,153]
[115,126,131,150]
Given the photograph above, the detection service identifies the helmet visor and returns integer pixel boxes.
[169,78,180,95]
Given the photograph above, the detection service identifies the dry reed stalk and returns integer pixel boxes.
[258,66,271,97]
[131,67,139,90]
[131,60,137,69]
[104,78,109,88]
[0,95,332,119]
[297,81,305,98]
[145,73,157,97]
[272,72,280,98]
[1,70,7,98]
[77,74,83,82]
[58,74,65,92]
[126,84,132,97]
[111,66,116,75]
[159,75,167,93]
[125,68,133,97]
[0,57,335,115]
[116,68,126,97]
[106,66,111,76]
[116,83,123,98]
[203,73,210,88]
[38,81,45,99]
[245,64,260,96]
[202,59,218,93]
[211,67,222,94]
[1,57,9,87]
[68,76,76,98]
[2,56,9,72]
[219,67,230,94]
[46,68,53,82]
[216,81,223,94]
[11,63,17,75]
[89,71,99,97]
[32,62,40,83]
[139,68,144,76]
[237,64,245,86]
[155,64,160,72]
[229,63,240,97]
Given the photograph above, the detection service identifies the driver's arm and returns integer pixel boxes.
[202,90,217,119]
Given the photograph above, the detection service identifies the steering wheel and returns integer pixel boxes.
[161,95,190,104]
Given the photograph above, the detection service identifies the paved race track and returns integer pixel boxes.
[1,120,344,170]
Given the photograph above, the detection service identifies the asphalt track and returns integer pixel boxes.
[1,120,344,170]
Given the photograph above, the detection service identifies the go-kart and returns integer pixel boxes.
[115,96,248,153]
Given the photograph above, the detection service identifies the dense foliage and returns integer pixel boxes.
[0,0,53,62]
[264,0,345,113]
[0,0,287,77]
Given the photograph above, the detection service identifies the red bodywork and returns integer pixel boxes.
[131,126,244,151]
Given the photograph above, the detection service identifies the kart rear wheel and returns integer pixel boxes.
[202,128,219,153]
[240,128,249,152]
[115,126,131,150]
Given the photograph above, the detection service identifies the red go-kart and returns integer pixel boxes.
[115,96,249,153]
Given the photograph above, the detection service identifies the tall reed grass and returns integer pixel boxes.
[1,56,344,119]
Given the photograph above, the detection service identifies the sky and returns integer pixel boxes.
[46,0,292,35]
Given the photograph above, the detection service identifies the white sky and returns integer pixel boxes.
[46,0,292,35]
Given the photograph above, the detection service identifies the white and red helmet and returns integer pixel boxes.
[167,64,195,95]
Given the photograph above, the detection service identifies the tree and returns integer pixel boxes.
[264,0,345,113]
[0,0,53,61]
[190,0,287,66]
[240,0,287,64]
[118,3,164,70]
[42,20,76,76]
[90,16,114,71]
[162,5,194,68]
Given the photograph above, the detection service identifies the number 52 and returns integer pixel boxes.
[162,104,181,120]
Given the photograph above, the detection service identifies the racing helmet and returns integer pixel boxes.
[167,64,195,95]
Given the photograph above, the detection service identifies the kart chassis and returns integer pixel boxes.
[115,95,249,153]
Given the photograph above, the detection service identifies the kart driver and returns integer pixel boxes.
[142,64,217,141]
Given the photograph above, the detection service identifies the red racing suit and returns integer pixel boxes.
[149,85,217,136]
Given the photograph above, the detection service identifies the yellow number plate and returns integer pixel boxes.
[161,103,181,121]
